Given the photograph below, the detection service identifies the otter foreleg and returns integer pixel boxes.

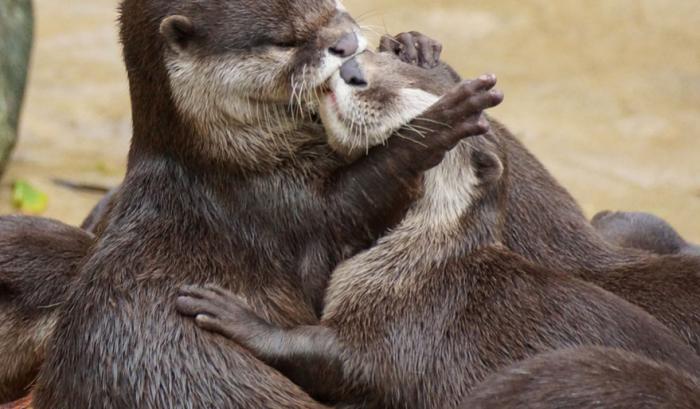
[176,285,350,404]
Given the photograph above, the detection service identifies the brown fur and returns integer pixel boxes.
[372,36,700,356]
[592,210,700,256]
[479,120,700,354]
[426,74,700,356]
[0,217,92,404]
[463,347,700,409]
[31,2,500,408]
[176,51,700,409]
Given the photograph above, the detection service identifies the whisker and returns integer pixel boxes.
[404,125,428,139]
[395,131,428,148]
[413,117,452,129]
[359,26,383,39]
[354,9,382,23]
[404,123,434,133]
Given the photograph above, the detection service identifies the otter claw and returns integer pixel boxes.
[379,31,443,69]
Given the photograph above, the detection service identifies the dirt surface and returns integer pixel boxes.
[1,0,698,241]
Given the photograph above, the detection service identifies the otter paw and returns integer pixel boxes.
[418,75,504,150]
[379,31,442,68]
[176,284,264,342]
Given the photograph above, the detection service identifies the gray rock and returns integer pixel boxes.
[0,0,33,175]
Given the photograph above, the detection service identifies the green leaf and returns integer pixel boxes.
[12,180,48,214]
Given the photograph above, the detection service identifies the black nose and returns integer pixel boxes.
[329,32,359,58]
[340,58,367,87]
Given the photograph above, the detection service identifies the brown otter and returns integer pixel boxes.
[377,33,700,355]
[592,210,700,257]
[32,1,502,407]
[176,50,700,409]
[462,346,700,409]
[0,217,93,404]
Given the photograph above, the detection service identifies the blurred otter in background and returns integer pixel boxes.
[592,210,700,257]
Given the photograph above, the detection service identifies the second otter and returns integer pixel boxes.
[177,50,700,409]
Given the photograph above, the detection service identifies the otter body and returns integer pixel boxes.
[463,347,700,409]
[0,194,113,402]
[501,125,700,351]
[0,217,92,403]
[395,46,700,354]
[31,1,376,406]
[178,51,700,409]
[484,121,700,352]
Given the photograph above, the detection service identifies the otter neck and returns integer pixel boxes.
[374,143,503,263]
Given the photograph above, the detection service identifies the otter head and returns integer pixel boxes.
[319,51,457,159]
[320,51,507,241]
[119,0,366,167]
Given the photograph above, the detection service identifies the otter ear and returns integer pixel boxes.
[472,149,504,186]
[160,15,195,54]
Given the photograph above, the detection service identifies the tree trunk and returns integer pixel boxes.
[0,0,33,175]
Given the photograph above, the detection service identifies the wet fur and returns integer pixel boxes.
[463,347,700,409]
[411,61,700,355]
[498,120,700,352]
[176,52,700,409]
[31,1,497,407]
[0,217,93,403]
[32,1,363,407]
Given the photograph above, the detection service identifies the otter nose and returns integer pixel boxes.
[329,32,359,58]
[339,58,367,87]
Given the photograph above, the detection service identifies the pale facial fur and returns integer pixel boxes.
[320,69,440,158]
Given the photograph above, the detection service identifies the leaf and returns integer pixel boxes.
[12,180,48,214]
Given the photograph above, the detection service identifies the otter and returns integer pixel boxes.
[32,1,502,407]
[592,210,700,257]
[177,50,700,409]
[375,34,700,355]
[463,347,700,409]
[0,217,93,404]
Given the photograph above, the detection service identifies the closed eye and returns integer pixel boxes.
[272,39,303,49]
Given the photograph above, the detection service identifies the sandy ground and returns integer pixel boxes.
[1,0,698,241]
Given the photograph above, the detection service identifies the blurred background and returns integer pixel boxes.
[0,0,698,240]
